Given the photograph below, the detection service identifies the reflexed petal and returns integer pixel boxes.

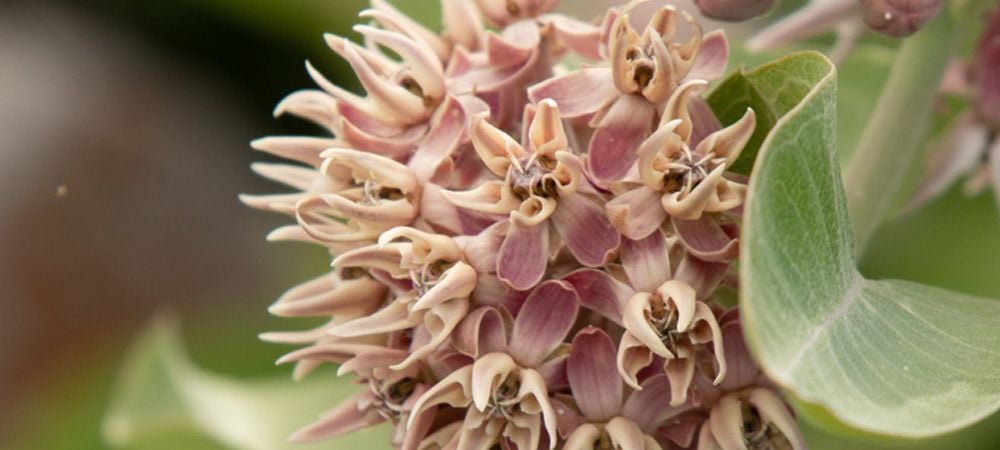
[274,89,338,127]
[289,392,385,442]
[606,186,669,240]
[718,321,758,391]
[509,280,580,367]
[589,95,656,181]
[452,306,510,357]
[527,68,618,118]
[672,215,739,263]
[497,221,550,290]
[688,97,723,148]
[485,21,539,69]
[409,95,467,182]
[561,269,633,325]
[623,374,688,429]
[687,30,728,81]
[620,232,671,292]
[550,194,621,267]
[543,14,603,60]
[674,254,730,299]
[568,327,622,422]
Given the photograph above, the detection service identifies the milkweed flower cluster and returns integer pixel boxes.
[245,1,805,449]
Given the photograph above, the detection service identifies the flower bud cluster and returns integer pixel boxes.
[246,1,806,448]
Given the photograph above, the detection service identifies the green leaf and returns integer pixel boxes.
[102,317,391,450]
[707,52,833,174]
[740,51,1000,438]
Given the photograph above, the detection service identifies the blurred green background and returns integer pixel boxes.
[0,0,996,449]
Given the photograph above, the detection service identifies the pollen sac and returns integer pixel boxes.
[859,0,943,38]
[694,0,774,22]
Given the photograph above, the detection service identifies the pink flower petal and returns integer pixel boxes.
[561,268,633,325]
[674,253,730,299]
[486,20,540,68]
[568,327,623,422]
[267,272,385,318]
[509,280,580,367]
[620,232,671,293]
[250,136,333,168]
[688,97,723,148]
[541,14,603,60]
[687,30,729,81]
[672,215,739,263]
[452,306,510,358]
[606,186,669,240]
[497,221,550,290]
[328,300,421,337]
[550,194,621,267]
[527,68,618,119]
[718,320,759,391]
[408,95,466,182]
[588,95,656,181]
[622,374,692,429]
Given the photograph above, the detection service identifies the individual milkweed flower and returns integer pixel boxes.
[444,100,620,290]
[619,278,725,405]
[293,148,423,244]
[325,227,477,369]
[909,5,1000,212]
[560,327,683,450]
[686,312,806,450]
[410,280,580,449]
[528,2,730,181]
[606,80,755,242]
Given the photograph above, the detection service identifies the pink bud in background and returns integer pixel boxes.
[973,5,1000,127]
[694,0,774,22]
[859,0,943,37]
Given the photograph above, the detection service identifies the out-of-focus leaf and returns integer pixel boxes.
[707,52,830,174]
[102,317,391,450]
[740,50,1000,438]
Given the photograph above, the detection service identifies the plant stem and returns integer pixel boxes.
[843,1,981,257]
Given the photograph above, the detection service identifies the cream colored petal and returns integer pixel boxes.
[441,181,520,215]
[708,395,748,450]
[510,195,557,228]
[695,108,756,165]
[469,112,523,177]
[617,331,656,390]
[408,366,474,428]
[658,279,698,332]
[528,99,569,157]
[606,416,646,450]
[664,346,696,406]
[562,423,602,450]
[690,302,727,385]
[471,352,519,412]
[623,292,673,358]
[748,388,806,450]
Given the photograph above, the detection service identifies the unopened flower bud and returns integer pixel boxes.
[859,0,942,37]
[694,0,774,22]
[973,6,1000,127]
